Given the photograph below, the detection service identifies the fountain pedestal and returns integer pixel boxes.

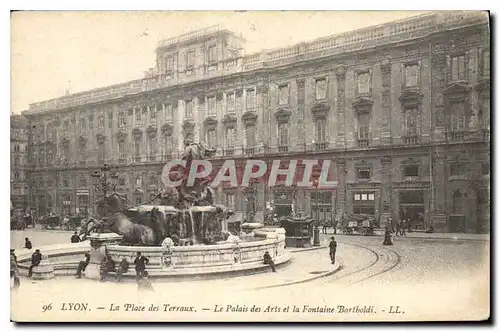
[85,232,123,280]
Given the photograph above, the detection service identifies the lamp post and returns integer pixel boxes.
[312,179,321,246]
[91,164,118,222]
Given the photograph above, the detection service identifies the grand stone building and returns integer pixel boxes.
[22,11,490,233]
[10,114,30,217]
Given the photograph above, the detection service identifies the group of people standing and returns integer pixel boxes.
[75,251,153,291]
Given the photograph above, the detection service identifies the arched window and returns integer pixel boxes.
[14,172,19,180]
[452,190,464,214]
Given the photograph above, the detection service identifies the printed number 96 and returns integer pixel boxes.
[42,303,53,312]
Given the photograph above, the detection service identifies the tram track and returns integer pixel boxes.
[326,240,402,286]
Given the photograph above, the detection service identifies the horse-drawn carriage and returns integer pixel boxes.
[339,214,376,236]
[41,215,61,230]
[62,216,84,231]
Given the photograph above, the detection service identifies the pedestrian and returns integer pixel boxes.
[24,237,32,250]
[115,258,130,282]
[11,249,20,289]
[329,237,337,264]
[137,271,154,291]
[134,252,149,280]
[396,220,401,236]
[401,220,407,237]
[383,229,393,245]
[322,220,328,234]
[28,249,42,277]
[71,231,81,243]
[263,251,276,272]
[75,253,91,278]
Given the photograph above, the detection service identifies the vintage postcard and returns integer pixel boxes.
[10,10,490,322]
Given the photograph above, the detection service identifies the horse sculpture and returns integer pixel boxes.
[93,193,157,245]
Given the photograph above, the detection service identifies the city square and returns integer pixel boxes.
[10,11,490,322]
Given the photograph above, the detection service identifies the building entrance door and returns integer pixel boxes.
[400,205,425,230]
[448,216,466,233]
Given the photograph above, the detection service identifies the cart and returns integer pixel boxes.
[339,214,376,236]
[42,215,61,229]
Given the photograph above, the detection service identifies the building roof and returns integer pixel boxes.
[10,114,29,129]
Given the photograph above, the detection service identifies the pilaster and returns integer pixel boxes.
[380,59,392,145]
[335,66,346,148]
[335,159,346,222]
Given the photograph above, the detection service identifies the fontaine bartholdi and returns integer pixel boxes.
[78,139,289,280]
[81,138,225,246]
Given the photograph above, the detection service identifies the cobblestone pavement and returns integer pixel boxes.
[10,230,490,322]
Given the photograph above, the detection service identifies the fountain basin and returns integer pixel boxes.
[15,232,290,280]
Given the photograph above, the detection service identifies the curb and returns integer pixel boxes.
[290,246,327,253]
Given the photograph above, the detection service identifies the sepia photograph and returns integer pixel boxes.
[9,10,490,322]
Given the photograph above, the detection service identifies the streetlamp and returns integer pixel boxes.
[312,179,321,246]
[91,164,119,221]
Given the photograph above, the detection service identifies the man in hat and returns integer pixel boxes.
[329,237,337,264]
[71,231,81,243]
[28,249,42,277]
[24,237,32,250]
[263,251,276,272]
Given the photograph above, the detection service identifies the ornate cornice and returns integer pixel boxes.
[132,127,143,139]
[443,82,472,96]
[204,116,218,130]
[96,133,106,144]
[311,102,330,119]
[222,113,237,127]
[161,123,173,136]
[242,110,258,127]
[115,131,127,142]
[399,88,424,108]
[352,97,374,112]
[146,125,157,136]
[274,108,292,124]
[182,120,195,132]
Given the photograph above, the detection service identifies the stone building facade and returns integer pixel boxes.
[22,12,490,232]
[10,114,30,217]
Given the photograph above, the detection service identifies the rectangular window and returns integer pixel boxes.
[451,54,467,82]
[185,100,193,119]
[278,84,289,105]
[450,102,466,131]
[315,119,326,142]
[135,108,141,122]
[208,45,217,63]
[278,123,288,146]
[315,78,327,100]
[236,91,243,111]
[207,96,216,115]
[164,103,173,121]
[356,168,371,180]
[404,64,419,88]
[246,89,256,109]
[150,105,156,120]
[246,125,256,147]
[134,140,141,160]
[165,55,174,73]
[207,129,216,148]
[80,118,86,132]
[482,162,490,175]
[119,141,126,159]
[119,177,125,186]
[404,108,418,136]
[164,135,173,156]
[98,144,105,163]
[226,128,235,148]
[226,92,235,113]
[98,117,104,131]
[149,137,156,159]
[186,50,195,68]
[404,165,419,177]
[118,112,126,128]
[483,50,490,77]
[450,163,466,176]
[357,113,371,140]
[226,193,235,210]
[357,71,371,94]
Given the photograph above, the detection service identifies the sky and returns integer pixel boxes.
[10,11,430,114]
